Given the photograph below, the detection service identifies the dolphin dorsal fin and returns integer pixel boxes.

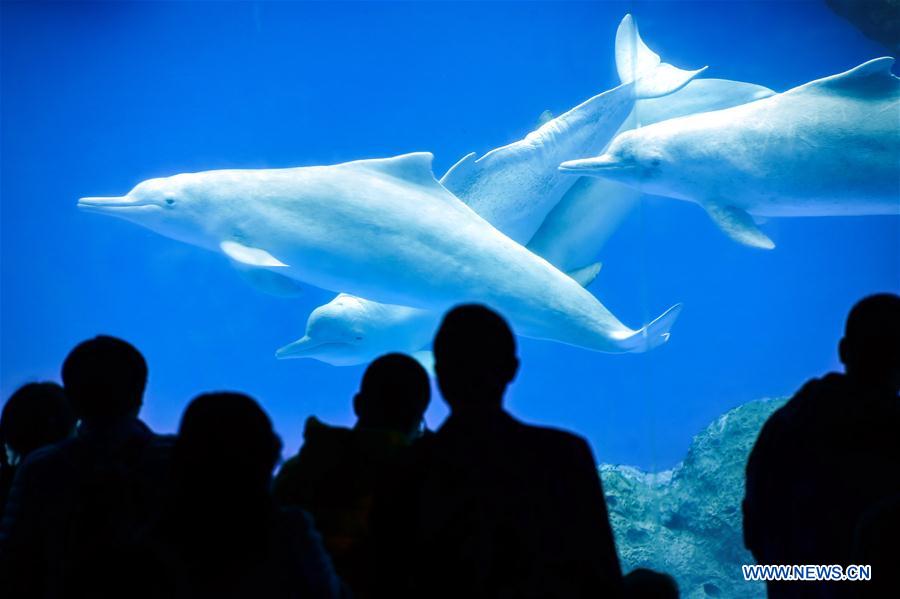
[440,151,479,190]
[536,109,554,127]
[349,152,440,187]
[800,57,899,96]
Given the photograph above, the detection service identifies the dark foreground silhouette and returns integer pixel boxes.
[129,392,343,599]
[623,568,679,598]
[371,304,623,598]
[744,293,900,598]
[0,336,172,598]
[274,353,430,597]
[0,382,75,515]
[6,294,896,598]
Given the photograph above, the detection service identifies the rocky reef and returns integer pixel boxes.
[826,0,900,55]
[601,397,787,599]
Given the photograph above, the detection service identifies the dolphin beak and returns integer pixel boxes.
[78,196,160,218]
[558,155,621,174]
[78,196,131,208]
[275,336,320,359]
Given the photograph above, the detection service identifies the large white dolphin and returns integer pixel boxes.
[560,57,900,249]
[282,77,775,365]
[80,152,679,353]
[440,14,706,244]
[530,77,775,270]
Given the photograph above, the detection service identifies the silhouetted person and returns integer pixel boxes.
[743,293,900,598]
[851,493,900,598]
[0,383,75,516]
[623,568,679,598]
[131,392,343,599]
[372,304,622,599]
[0,336,173,598]
[274,353,430,598]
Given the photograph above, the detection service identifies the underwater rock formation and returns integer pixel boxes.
[826,0,900,55]
[601,397,787,599]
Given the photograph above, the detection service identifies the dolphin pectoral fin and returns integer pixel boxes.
[220,241,289,267]
[614,14,707,99]
[702,203,775,250]
[234,266,304,297]
[566,262,603,287]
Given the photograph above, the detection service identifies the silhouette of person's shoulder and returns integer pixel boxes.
[425,408,593,462]
[279,417,354,477]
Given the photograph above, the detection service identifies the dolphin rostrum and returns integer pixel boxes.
[80,152,680,353]
[560,57,900,249]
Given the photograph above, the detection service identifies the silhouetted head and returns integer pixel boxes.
[839,293,900,392]
[353,353,430,437]
[174,392,282,499]
[61,336,147,425]
[623,568,679,599]
[1,382,75,464]
[433,304,518,410]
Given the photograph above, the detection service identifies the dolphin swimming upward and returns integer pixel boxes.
[560,57,900,249]
[79,152,679,353]
[440,13,706,244]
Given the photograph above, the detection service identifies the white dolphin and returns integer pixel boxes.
[80,152,679,353]
[440,13,706,244]
[560,57,900,249]
[530,77,776,270]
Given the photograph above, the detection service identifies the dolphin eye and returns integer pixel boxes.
[164,198,176,207]
[355,336,363,341]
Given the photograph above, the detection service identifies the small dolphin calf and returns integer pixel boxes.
[560,58,900,249]
[440,14,706,244]
[275,294,438,367]
[80,152,679,353]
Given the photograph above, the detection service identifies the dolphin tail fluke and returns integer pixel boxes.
[620,303,683,352]
[614,14,707,99]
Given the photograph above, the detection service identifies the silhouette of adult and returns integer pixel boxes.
[0,383,75,515]
[0,336,173,599]
[852,492,900,598]
[132,392,343,599]
[274,353,430,597]
[372,304,622,599]
[743,293,900,598]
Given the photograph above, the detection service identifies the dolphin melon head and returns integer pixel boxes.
[78,173,214,247]
[559,129,668,192]
[276,294,376,366]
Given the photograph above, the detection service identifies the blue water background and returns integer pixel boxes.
[2,1,897,471]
